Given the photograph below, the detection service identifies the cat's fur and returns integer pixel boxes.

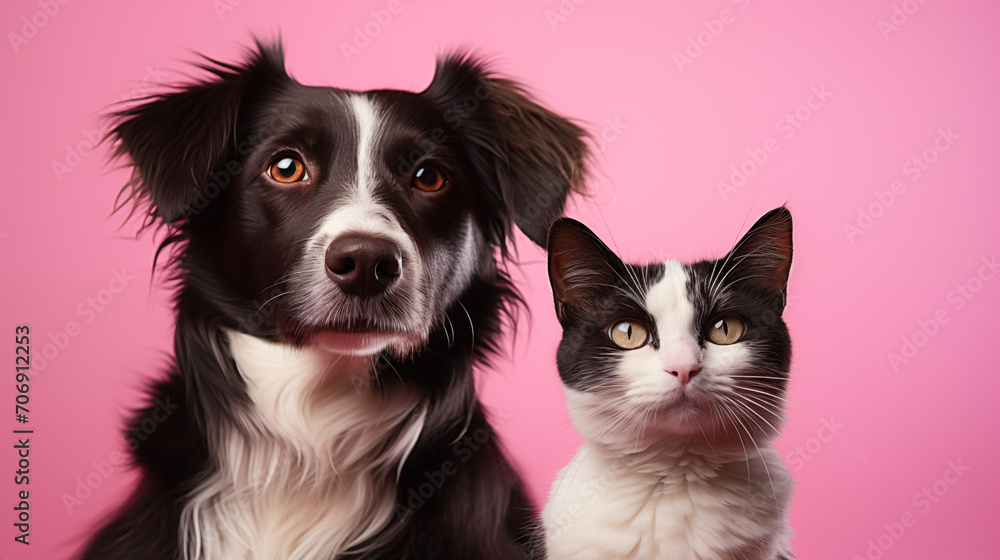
[542,208,795,560]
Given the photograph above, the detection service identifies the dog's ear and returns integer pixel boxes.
[109,40,290,225]
[423,54,590,246]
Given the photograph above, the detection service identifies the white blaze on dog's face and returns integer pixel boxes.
[285,95,484,357]
[240,89,491,358]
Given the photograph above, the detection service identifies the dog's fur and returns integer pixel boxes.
[81,41,588,560]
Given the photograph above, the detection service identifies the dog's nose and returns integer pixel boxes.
[325,235,402,299]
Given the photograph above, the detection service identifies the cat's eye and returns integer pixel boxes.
[706,314,746,345]
[268,156,308,184]
[411,165,446,192]
[608,320,650,350]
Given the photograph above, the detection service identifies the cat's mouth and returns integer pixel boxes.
[643,392,712,430]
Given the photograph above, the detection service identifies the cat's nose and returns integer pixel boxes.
[667,367,701,386]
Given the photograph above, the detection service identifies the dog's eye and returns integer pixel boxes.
[412,166,446,192]
[268,157,307,184]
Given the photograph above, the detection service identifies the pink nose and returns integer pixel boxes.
[667,367,701,386]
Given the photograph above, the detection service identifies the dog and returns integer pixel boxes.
[81,40,589,560]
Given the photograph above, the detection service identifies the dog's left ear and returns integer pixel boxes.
[423,54,591,246]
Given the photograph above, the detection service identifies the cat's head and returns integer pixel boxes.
[547,208,792,452]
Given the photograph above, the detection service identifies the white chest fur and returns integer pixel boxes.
[543,443,793,560]
[180,331,426,560]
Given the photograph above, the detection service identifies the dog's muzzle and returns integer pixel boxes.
[325,234,402,300]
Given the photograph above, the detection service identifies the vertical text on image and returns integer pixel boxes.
[13,325,33,545]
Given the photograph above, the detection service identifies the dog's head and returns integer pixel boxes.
[111,41,588,358]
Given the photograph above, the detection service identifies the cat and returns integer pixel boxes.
[542,207,795,560]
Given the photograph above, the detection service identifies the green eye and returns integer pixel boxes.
[608,320,650,350]
[706,314,746,345]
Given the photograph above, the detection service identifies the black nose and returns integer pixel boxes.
[325,235,402,299]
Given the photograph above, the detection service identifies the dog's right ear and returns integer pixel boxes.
[110,41,289,225]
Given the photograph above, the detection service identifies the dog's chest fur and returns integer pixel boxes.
[544,443,792,560]
[181,331,426,560]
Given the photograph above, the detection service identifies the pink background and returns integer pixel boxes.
[2,0,999,558]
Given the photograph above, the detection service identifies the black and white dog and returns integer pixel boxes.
[82,41,588,560]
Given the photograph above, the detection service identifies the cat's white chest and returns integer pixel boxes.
[543,444,793,560]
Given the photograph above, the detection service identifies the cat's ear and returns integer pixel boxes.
[547,218,626,323]
[726,206,793,305]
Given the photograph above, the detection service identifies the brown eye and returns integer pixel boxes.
[608,320,650,350]
[412,166,446,192]
[268,156,307,184]
[706,314,746,345]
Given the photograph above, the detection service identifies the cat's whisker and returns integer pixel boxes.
[726,393,787,440]
[720,397,780,508]
[736,387,888,488]
[731,385,794,408]
[714,400,755,494]
[706,245,773,302]
[731,374,861,389]
[696,420,719,457]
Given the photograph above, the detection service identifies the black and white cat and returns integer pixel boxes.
[542,208,795,560]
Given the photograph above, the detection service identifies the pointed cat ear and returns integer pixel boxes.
[726,206,793,305]
[547,218,626,323]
